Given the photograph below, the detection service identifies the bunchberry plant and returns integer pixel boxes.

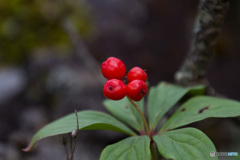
[102,59,148,102]
[23,57,240,160]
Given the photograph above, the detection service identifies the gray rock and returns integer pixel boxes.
[0,68,26,105]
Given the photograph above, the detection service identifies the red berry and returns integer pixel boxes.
[127,80,148,101]
[101,57,126,79]
[127,67,148,82]
[103,79,127,100]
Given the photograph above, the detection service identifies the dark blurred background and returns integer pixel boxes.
[0,0,240,159]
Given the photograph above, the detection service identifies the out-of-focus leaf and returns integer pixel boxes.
[161,96,240,132]
[147,82,205,130]
[100,136,151,160]
[104,97,145,132]
[154,128,217,160]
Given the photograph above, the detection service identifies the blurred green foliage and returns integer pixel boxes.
[0,0,94,65]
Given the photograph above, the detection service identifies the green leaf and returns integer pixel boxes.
[104,97,145,132]
[100,135,151,160]
[23,110,136,152]
[154,128,217,160]
[161,96,240,132]
[147,82,205,129]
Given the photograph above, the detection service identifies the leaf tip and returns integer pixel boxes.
[22,145,33,152]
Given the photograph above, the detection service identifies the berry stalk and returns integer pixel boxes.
[127,96,150,137]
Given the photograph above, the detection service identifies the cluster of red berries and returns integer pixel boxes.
[101,57,148,101]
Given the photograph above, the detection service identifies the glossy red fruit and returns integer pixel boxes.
[101,57,126,79]
[127,67,148,82]
[127,80,148,101]
[103,79,127,100]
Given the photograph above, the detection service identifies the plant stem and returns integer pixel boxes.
[150,141,158,160]
[70,110,80,160]
[127,96,150,137]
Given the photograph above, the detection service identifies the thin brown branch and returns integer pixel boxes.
[62,19,105,85]
[175,0,230,92]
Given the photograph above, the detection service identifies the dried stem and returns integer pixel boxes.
[62,136,69,160]
[69,110,80,160]
[70,136,73,157]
